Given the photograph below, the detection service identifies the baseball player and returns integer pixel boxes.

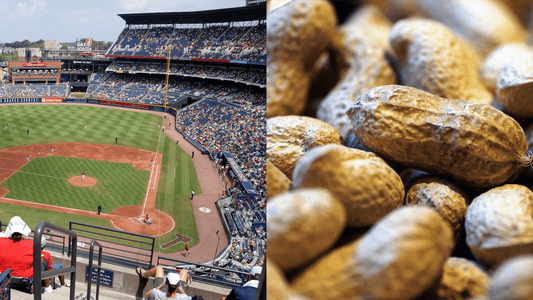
[4,124,6,130]
[184,245,190,256]
[26,154,29,162]
[51,146,53,153]
[158,123,160,129]
[190,190,195,200]
[151,158,154,167]
[176,138,179,144]
[85,123,87,129]
[191,151,194,158]
[168,121,171,126]
[82,171,86,181]
[162,127,165,132]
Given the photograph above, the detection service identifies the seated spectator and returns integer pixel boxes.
[40,236,69,288]
[0,216,53,293]
[136,265,195,300]
[221,266,262,300]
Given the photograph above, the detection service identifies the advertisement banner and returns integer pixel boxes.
[0,98,41,103]
[65,98,86,103]
[87,100,100,104]
[23,62,47,67]
[42,97,63,103]
[100,100,150,110]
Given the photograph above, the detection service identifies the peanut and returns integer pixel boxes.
[291,206,454,300]
[465,184,533,267]
[316,5,395,139]
[405,176,470,243]
[347,85,531,189]
[267,115,341,179]
[496,51,533,118]
[420,257,489,300]
[267,0,337,118]
[291,144,404,227]
[266,160,291,199]
[488,255,533,300]
[267,188,347,273]
[388,18,492,105]
[414,0,526,57]
[479,43,533,93]
[267,258,310,300]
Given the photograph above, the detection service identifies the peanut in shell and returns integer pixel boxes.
[292,144,404,227]
[267,115,341,179]
[291,206,454,300]
[347,85,531,190]
[268,188,347,273]
[465,184,533,267]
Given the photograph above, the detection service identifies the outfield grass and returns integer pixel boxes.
[0,105,160,151]
[1,156,149,212]
[0,104,202,252]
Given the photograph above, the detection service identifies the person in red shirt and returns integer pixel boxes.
[184,245,190,257]
[0,216,53,292]
[82,171,86,181]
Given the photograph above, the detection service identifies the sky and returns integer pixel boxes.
[0,0,247,44]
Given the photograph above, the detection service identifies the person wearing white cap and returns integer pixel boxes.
[221,265,262,300]
[136,265,193,300]
[0,216,54,292]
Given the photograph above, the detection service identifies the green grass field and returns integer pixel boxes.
[0,104,201,252]
[0,104,160,151]
[1,156,149,212]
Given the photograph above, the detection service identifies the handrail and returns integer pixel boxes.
[0,268,11,300]
[157,256,249,287]
[33,220,78,300]
[68,221,155,267]
[86,239,103,300]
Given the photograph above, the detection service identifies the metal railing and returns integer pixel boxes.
[0,268,10,300]
[86,239,103,300]
[157,256,249,288]
[33,221,78,300]
[68,221,155,269]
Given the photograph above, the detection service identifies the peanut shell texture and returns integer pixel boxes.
[267,115,341,179]
[292,144,404,227]
[465,184,533,267]
[268,188,347,272]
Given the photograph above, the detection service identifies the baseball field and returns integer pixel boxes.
[0,104,202,253]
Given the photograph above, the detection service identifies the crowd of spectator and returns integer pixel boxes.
[85,72,263,105]
[11,69,60,76]
[105,61,265,85]
[175,100,266,200]
[0,83,69,98]
[107,22,266,62]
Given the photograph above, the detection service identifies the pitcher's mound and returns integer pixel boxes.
[68,176,97,187]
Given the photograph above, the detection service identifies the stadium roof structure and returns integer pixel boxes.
[118,4,266,25]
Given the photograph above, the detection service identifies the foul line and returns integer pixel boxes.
[142,129,162,216]
[152,165,159,189]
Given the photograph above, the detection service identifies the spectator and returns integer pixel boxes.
[221,266,262,300]
[0,216,53,293]
[40,236,69,288]
[136,265,193,300]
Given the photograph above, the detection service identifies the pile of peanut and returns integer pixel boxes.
[267,1,533,299]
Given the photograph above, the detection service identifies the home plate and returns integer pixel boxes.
[199,207,211,213]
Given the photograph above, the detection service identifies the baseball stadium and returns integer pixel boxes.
[0,2,266,300]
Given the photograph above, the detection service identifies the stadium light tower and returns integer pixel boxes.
[164,45,172,114]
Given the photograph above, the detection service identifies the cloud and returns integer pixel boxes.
[120,0,149,10]
[11,0,48,18]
